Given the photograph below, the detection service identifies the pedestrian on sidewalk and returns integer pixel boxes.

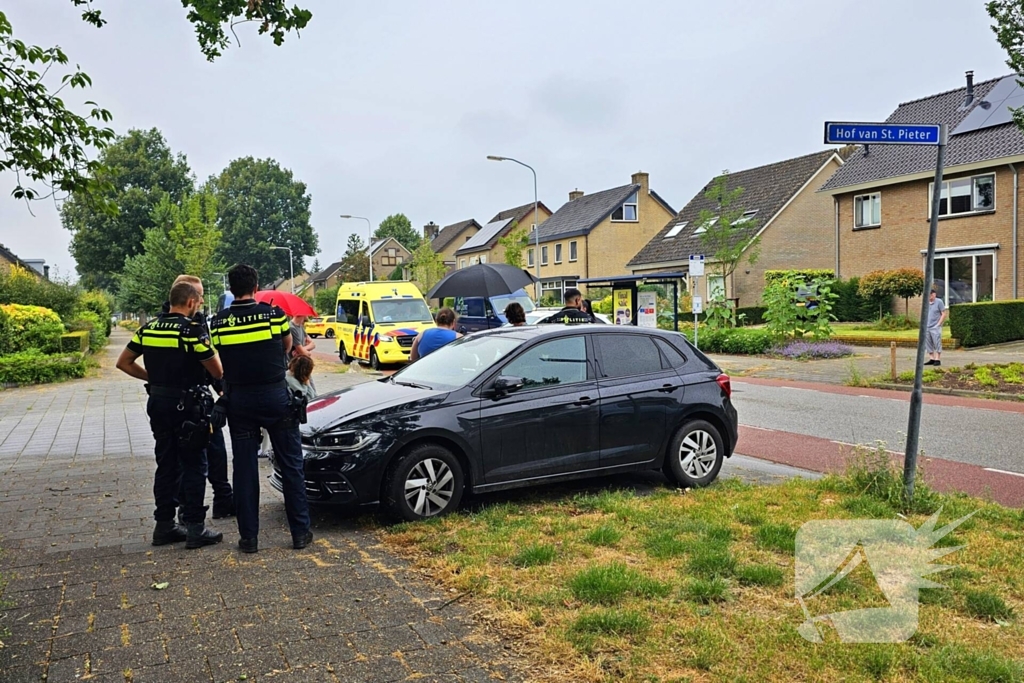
[925,287,947,367]
[287,355,317,401]
[115,279,225,549]
[209,264,312,554]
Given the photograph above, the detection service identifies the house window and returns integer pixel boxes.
[479,255,487,264]
[541,280,564,298]
[382,247,399,266]
[694,216,718,235]
[611,192,639,221]
[708,275,726,301]
[931,251,996,304]
[541,246,549,265]
[470,256,479,266]
[459,259,467,269]
[930,174,995,217]
[528,249,534,266]
[569,241,578,262]
[555,244,563,264]
[854,193,881,229]
[396,255,404,264]
[664,221,688,239]
[732,210,759,226]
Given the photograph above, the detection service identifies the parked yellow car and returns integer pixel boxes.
[304,316,337,339]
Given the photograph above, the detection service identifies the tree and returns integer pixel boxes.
[337,234,369,283]
[498,223,529,268]
[310,257,322,275]
[313,285,338,316]
[697,172,761,327]
[0,2,310,208]
[858,268,924,318]
[118,190,224,314]
[373,214,421,252]
[989,2,1024,129]
[408,241,448,296]
[209,157,318,283]
[61,129,194,290]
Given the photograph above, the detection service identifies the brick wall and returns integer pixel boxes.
[836,164,1021,303]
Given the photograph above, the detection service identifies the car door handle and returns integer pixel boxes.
[574,396,596,406]
[658,384,682,393]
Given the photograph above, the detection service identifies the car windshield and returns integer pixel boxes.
[371,299,433,323]
[489,292,535,316]
[391,334,524,391]
[525,309,558,324]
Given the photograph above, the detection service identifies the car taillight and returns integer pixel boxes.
[716,373,732,398]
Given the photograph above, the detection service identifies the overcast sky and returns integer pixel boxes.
[0,0,1012,279]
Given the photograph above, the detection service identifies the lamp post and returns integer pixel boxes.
[269,246,294,293]
[340,215,374,281]
[487,155,539,300]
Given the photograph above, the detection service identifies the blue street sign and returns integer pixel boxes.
[824,122,944,146]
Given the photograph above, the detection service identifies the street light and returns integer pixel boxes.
[340,215,373,281]
[269,245,294,293]
[487,155,540,299]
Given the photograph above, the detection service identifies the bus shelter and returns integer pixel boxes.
[577,272,687,332]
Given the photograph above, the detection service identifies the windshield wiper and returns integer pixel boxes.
[393,380,432,390]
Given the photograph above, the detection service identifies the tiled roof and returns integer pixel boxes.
[536,185,639,243]
[430,219,481,252]
[0,242,32,271]
[311,260,343,282]
[628,150,837,267]
[487,201,551,225]
[820,75,1024,192]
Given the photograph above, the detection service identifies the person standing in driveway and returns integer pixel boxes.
[925,287,947,366]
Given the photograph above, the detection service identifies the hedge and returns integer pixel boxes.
[949,301,1024,347]
[0,350,87,385]
[78,290,112,337]
[683,327,774,355]
[736,306,766,326]
[66,310,108,353]
[0,304,65,355]
[764,269,835,285]
[61,331,90,353]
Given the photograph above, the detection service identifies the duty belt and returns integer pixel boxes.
[148,384,189,398]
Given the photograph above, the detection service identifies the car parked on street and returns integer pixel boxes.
[304,316,337,338]
[272,325,738,520]
[453,289,536,333]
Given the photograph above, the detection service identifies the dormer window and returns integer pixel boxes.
[694,216,718,235]
[664,221,688,239]
[732,210,759,226]
[612,192,639,222]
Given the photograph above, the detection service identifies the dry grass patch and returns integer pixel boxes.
[381,470,1024,682]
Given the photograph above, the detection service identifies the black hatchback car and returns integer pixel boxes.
[271,325,738,521]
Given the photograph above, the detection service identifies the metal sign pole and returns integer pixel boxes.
[693,275,699,350]
[903,124,947,502]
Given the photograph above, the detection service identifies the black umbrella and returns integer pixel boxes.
[426,263,538,300]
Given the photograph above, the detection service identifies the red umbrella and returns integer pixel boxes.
[254,290,317,317]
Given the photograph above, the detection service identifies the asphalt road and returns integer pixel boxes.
[731,381,1024,474]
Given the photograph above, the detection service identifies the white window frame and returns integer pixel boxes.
[854,193,881,229]
[731,210,759,226]
[527,249,534,266]
[611,192,639,222]
[459,258,467,269]
[541,245,549,266]
[569,240,578,262]
[554,243,563,264]
[929,173,996,218]
[479,254,487,264]
[664,221,688,239]
[694,216,718,236]
[923,247,997,304]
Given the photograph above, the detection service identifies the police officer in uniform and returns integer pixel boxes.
[544,288,592,325]
[209,264,312,554]
[116,280,225,548]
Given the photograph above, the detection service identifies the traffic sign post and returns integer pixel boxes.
[824,121,947,504]
[689,255,704,349]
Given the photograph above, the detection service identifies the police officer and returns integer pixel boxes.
[543,288,592,325]
[209,264,312,554]
[115,279,225,549]
[162,276,234,521]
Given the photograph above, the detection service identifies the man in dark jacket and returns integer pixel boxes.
[543,288,592,325]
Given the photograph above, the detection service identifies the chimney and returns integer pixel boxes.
[631,171,649,194]
[963,70,975,109]
[423,221,439,241]
[569,188,584,201]
[43,265,50,280]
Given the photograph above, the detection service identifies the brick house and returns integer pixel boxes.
[307,260,344,293]
[427,219,481,269]
[628,151,843,307]
[820,72,1024,305]
[369,237,412,280]
[531,172,675,299]
[0,243,47,279]
[453,202,553,270]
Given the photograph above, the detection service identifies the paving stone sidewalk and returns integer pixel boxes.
[0,331,523,682]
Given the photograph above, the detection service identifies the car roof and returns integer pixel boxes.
[474,323,685,341]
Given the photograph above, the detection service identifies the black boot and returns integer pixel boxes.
[185,523,224,549]
[152,520,187,546]
[212,496,235,520]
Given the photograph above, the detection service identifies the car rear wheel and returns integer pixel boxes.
[325,328,335,338]
[665,419,724,488]
[369,348,381,371]
[384,443,464,521]
[338,342,350,364]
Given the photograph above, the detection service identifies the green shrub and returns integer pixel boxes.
[950,300,1024,347]
[0,264,80,320]
[77,290,113,336]
[832,277,883,322]
[60,331,90,354]
[764,269,834,285]
[736,306,766,326]
[118,319,140,331]
[0,350,87,385]
[684,327,774,355]
[67,310,107,353]
[0,304,65,354]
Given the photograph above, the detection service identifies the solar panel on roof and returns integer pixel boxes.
[953,75,1024,135]
[456,217,513,253]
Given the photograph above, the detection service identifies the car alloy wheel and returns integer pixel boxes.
[665,419,724,488]
[325,329,335,338]
[385,443,464,521]
[338,343,350,364]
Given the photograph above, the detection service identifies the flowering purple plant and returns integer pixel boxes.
[770,340,854,360]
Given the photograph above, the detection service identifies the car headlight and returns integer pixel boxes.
[313,429,380,452]
[376,335,394,343]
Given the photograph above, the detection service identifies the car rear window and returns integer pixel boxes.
[595,334,663,379]
[654,337,687,369]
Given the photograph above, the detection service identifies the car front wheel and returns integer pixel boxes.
[338,342,350,364]
[665,419,724,488]
[384,444,464,521]
[369,348,381,371]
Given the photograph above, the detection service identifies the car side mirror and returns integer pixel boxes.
[492,375,525,396]
[359,315,371,327]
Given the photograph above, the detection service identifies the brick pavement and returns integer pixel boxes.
[0,331,523,682]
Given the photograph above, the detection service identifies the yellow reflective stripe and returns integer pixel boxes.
[131,331,143,345]
[193,342,211,353]
[213,321,273,333]
[141,337,179,348]
[213,330,273,345]
[142,329,181,336]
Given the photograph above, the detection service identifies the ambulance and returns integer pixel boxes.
[334,281,436,370]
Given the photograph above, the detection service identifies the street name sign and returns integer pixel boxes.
[824,122,944,146]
